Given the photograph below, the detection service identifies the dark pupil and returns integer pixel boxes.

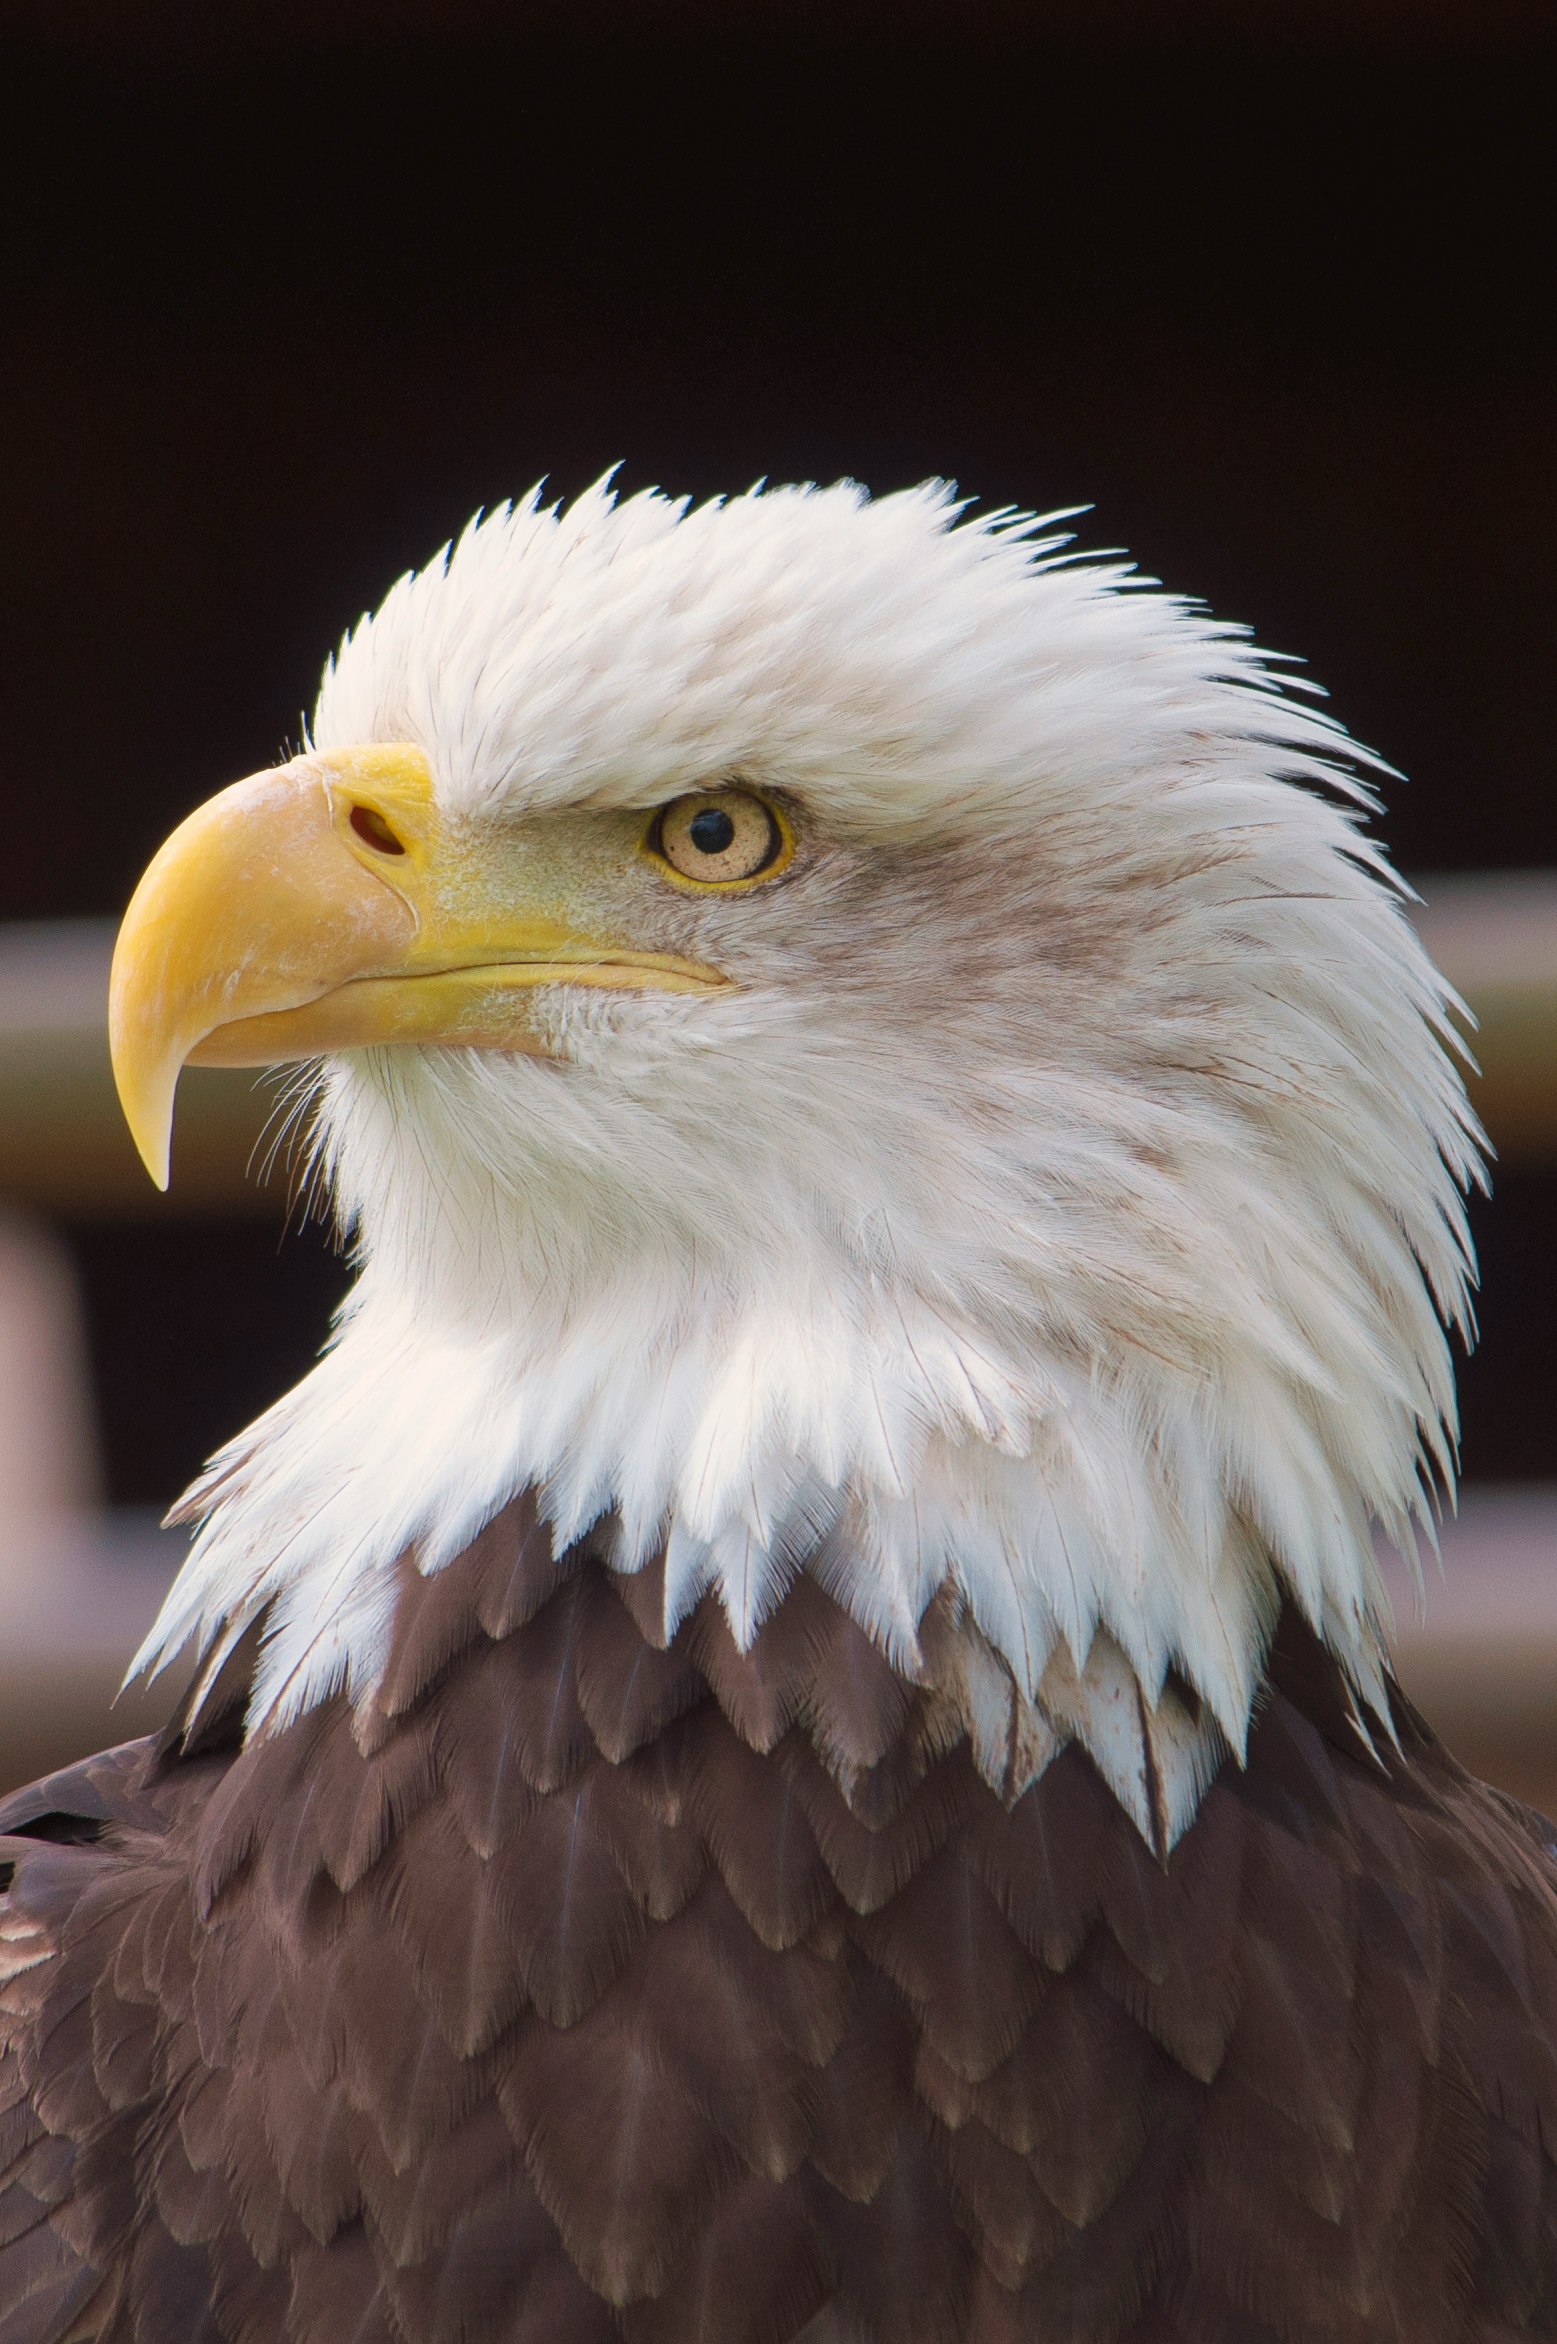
[689,807,736,856]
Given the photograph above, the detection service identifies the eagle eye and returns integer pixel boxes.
[647,788,791,890]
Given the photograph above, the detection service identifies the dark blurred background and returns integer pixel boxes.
[0,0,1553,1786]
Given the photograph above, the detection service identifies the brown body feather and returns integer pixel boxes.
[3,1497,1557,2341]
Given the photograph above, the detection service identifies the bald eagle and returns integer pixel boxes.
[2,478,1553,2344]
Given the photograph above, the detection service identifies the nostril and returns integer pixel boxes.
[350,803,407,856]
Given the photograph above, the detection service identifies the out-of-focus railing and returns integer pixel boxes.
[1,1497,1556,1809]
[0,1512,181,1788]
[1411,873,1557,1163]
[0,919,272,1212]
[1,876,1553,1214]
[1378,1492,1557,1817]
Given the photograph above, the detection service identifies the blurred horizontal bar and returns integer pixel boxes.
[0,876,1554,1214]
[0,1512,184,1790]
[1376,1488,1557,1813]
[1410,873,1557,1165]
[0,920,291,1213]
[3,1490,1557,1806]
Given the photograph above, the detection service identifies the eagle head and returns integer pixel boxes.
[112,478,1479,1843]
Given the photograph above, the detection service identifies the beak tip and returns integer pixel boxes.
[110,1044,176,1193]
[126,1111,174,1193]
[109,967,177,1192]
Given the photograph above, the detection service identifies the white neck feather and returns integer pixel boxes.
[138,957,1466,1848]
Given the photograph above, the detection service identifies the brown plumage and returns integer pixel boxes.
[3,1493,1557,2342]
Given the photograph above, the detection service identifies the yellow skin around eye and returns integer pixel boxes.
[645,789,795,892]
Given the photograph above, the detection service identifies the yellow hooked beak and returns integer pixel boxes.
[109,744,729,1189]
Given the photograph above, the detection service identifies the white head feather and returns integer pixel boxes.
[135,476,1481,1839]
